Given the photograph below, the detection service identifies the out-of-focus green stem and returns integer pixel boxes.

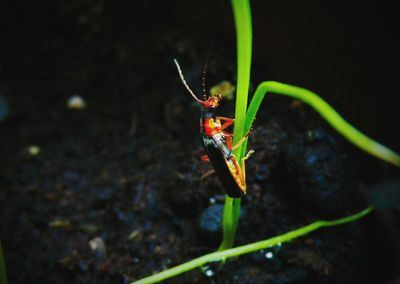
[218,197,241,251]
[219,197,234,251]
[243,81,400,167]
[131,206,374,284]
[0,241,8,284]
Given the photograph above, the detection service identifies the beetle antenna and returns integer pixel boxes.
[173,59,204,105]
[202,56,209,100]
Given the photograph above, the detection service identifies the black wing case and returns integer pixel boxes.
[202,136,243,198]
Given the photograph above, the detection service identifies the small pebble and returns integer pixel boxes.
[89,236,107,259]
[67,95,86,110]
[49,219,71,229]
[199,204,224,233]
[28,145,40,156]
[128,230,142,240]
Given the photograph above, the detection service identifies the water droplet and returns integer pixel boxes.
[205,269,214,277]
[265,251,274,259]
[202,265,215,277]
[202,260,224,277]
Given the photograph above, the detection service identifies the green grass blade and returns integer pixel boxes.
[219,0,253,252]
[231,0,252,158]
[245,81,400,167]
[218,197,235,251]
[131,206,373,284]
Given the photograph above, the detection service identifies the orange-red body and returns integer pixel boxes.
[199,97,249,197]
[174,59,252,197]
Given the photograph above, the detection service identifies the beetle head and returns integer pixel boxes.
[203,94,222,109]
[174,59,222,108]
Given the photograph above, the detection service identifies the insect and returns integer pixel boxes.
[173,59,254,198]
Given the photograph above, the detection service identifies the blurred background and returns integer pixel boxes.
[1,0,398,146]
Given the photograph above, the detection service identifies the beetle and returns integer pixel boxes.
[173,59,253,198]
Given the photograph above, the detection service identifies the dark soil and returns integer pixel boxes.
[1,1,399,283]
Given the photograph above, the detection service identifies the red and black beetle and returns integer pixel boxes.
[174,59,253,198]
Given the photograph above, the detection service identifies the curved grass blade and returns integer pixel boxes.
[244,81,400,167]
[131,206,373,284]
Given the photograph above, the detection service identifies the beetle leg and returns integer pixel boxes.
[217,117,235,131]
[220,121,234,131]
[229,156,244,186]
[201,169,215,179]
[201,154,210,162]
[239,150,255,185]
[218,116,235,122]
[243,150,255,162]
[230,129,253,151]
[222,131,233,137]
[223,135,233,149]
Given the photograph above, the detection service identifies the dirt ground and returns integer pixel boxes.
[1,1,399,283]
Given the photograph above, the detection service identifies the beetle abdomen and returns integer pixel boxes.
[202,135,244,198]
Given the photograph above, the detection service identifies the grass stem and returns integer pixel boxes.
[131,206,374,284]
[244,81,400,167]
